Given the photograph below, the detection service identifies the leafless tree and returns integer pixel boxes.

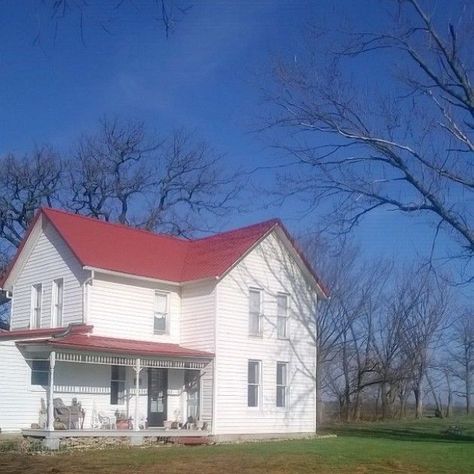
[448,310,474,414]
[262,0,474,277]
[68,119,239,236]
[35,1,192,47]
[0,147,62,250]
[398,268,451,418]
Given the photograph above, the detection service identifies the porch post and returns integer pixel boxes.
[134,358,141,431]
[47,351,56,431]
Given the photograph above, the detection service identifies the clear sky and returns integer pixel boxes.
[0,0,467,282]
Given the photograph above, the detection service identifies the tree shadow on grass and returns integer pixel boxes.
[321,425,474,444]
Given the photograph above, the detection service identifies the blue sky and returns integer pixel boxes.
[0,0,466,276]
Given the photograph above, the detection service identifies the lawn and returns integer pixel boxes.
[0,417,473,474]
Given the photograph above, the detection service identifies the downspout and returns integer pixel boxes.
[82,269,95,325]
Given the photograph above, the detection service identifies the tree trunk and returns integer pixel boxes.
[413,383,423,419]
[466,360,472,415]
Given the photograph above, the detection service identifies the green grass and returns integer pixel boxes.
[0,417,473,473]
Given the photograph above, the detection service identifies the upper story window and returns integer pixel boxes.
[276,293,289,339]
[52,278,64,327]
[249,289,262,336]
[31,283,43,329]
[154,291,168,334]
[248,360,261,407]
[276,362,288,408]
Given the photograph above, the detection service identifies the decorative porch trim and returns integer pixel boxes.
[55,351,209,369]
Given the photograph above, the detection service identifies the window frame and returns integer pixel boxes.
[110,365,126,405]
[153,291,169,335]
[31,283,43,329]
[52,278,64,327]
[247,359,261,408]
[31,360,49,386]
[276,361,288,408]
[248,288,263,337]
[276,293,289,339]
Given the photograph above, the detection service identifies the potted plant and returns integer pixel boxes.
[114,410,130,430]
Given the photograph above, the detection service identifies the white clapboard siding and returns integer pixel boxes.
[214,231,317,435]
[0,341,48,431]
[87,273,181,343]
[10,220,86,330]
[180,281,216,352]
[180,281,216,431]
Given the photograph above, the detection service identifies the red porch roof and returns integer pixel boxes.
[18,332,213,359]
[0,324,93,340]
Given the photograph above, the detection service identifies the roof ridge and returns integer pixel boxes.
[191,218,281,242]
[42,207,189,244]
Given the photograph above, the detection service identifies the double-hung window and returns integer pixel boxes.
[52,278,64,327]
[154,291,168,334]
[31,283,43,329]
[249,289,262,336]
[276,293,288,339]
[248,360,261,407]
[31,360,49,386]
[110,365,126,405]
[276,362,288,408]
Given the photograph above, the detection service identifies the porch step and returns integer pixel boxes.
[170,436,210,446]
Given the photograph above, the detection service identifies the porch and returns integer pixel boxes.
[22,427,211,450]
[15,328,214,443]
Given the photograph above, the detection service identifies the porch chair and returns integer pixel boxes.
[97,411,117,430]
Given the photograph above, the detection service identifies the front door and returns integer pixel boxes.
[148,368,167,427]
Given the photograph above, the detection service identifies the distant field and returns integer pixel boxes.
[0,416,473,473]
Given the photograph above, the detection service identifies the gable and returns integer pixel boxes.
[221,228,327,299]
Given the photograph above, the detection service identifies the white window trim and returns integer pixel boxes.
[153,290,169,335]
[51,278,64,328]
[248,288,263,337]
[30,283,43,329]
[276,361,289,409]
[276,292,289,340]
[247,359,262,409]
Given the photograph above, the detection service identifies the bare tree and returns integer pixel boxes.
[398,269,451,418]
[68,119,239,236]
[448,310,474,414]
[262,0,474,275]
[35,1,192,47]
[0,147,62,249]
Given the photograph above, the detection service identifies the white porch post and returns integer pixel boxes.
[134,358,141,431]
[47,351,56,431]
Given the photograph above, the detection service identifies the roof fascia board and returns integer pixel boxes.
[83,266,182,287]
[2,213,44,291]
[273,226,329,299]
[215,224,279,283]
[83,266,217,287]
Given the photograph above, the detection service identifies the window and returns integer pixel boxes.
[276,362,288,408]
[277,294,288,339]
[154,291,168,334]
[31,360,49,386]
[52,279,64,327]
[248,360,261,407]
[110,365,126,405]
[249,289,262,336]
[31,284,42,329]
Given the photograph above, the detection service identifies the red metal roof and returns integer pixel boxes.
[23,333,214,359]
[1,207,328,296]
[41,208,281,284]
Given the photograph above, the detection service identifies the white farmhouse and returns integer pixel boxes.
[0,208,327,443]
